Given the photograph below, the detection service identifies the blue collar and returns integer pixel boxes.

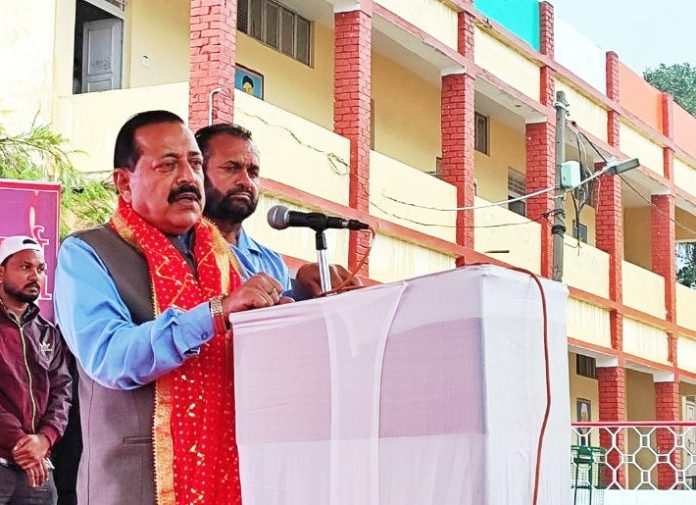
[236,228,261,255]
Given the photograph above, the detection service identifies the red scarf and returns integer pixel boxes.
[111,200,242,505]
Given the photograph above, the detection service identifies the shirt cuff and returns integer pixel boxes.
[171,302,216,358]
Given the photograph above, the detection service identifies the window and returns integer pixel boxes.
[572,220,588,243]
[475,112,489,155]
[238,0,312,66]
[576,355,597,379]
[507,169,526,217]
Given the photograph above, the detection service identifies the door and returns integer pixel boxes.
[81,18,123,92]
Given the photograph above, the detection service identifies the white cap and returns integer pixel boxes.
[0,235,44,265]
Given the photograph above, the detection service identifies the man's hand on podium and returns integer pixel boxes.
[295,263,363,298]
[222,273,294,314]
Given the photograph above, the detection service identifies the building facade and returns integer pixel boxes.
[3,0,696,490]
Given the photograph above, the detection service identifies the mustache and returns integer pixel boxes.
[24,282,40,290]
[168,184,202,204]
[224,188,256,200]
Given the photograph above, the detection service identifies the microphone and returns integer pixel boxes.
[267,205,369,232]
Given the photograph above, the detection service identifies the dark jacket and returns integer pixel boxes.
[0,298,72,461]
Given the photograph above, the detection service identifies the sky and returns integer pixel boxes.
[549,0,696,73]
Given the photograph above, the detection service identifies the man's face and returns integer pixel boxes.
[114,122,205,235]
[242,81,254,94]
[204,134,261,224]
[0,250,46,304]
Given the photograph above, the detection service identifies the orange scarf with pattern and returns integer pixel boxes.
[111,200,242,505]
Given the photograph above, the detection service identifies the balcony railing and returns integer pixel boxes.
[571,422,696,491]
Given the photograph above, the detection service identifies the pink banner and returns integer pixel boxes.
[0,179,61,321]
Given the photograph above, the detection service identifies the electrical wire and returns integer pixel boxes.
[382,185,559,212]
[620,175,696,237]
[369,199,552,230]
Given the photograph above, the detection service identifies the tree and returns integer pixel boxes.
[0,123,116,237]
[677,243,696,288]
[644,63,696,287]
[644,62,696,116]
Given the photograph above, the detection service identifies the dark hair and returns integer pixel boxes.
[113,110,184,171]
[242,76,254,87]
[194,124,254,162]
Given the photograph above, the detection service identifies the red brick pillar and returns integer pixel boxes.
[652,194,677,364]
[334,4,372,275]
[655,380,681,489]
[596,51,626,488]
[538,1,554,106]
[188,0,237,132]
[441,73,475,248]
[597,50,624,345]
[597,366,627,488]
[524,2,555,277]
[440,5,476,249]
[525,122,555,277]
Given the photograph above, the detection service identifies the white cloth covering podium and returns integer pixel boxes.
[231,265,571,505]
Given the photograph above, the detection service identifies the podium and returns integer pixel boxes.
[231,265,571,505]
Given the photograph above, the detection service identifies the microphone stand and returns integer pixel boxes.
[314,230,332,293]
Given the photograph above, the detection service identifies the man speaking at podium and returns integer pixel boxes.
[54,111,288,505]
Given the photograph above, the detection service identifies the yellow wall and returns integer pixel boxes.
[676,207,696,241]
[626,369,656,488]
[235,90,350,206]
[677,284,696,331]
[370,233,454,283]
[126,0,190,88]
[474,27,540,102]
[624,207,652,269]
[567,298,611,347]
[556,80,607,143]
[568,352,599,421]
[474,118,526,203]
[620,123,664,177]
[1,0,56,134]
[246,193,349,265]
[236,23,334,131]
[674,157,696,201]
[623,318,669,364]
[564,199,597,246]
[681,383,696,396]
[52,0,76,102]
[375,0,458,50]
[54,82,189,173]
[678,335,696,374]
[372,52,441,174]
[369,151,456,242]
[563,237,609,297]
[473,196,541,273]
[622,262,665,319]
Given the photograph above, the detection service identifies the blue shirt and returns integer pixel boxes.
[54,236,216,391]
[232,228,291,293]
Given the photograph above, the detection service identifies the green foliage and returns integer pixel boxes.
[677,242,696,288]
[644,63,696,116]
[0,123,116,237]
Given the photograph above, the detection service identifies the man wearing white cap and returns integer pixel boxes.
[0,236,72,505]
